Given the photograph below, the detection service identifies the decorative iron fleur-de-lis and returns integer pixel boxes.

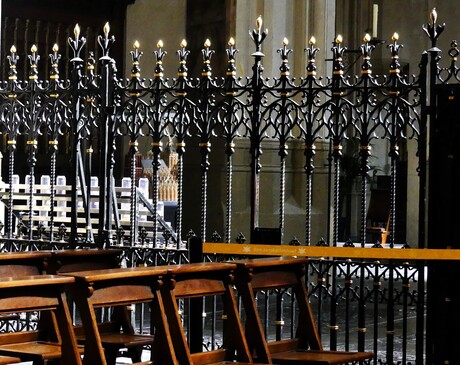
[422,8,445,47]
[235,232,246,244]
[388,32,403,75]
[7,45,19,81]
[201,38,215,77]
[361,33,375,75]
[130,40,143,79]
[226,37,238,77]
[177,39,190,77]
[28,44,40,81]
[277,37,292,76]
[98,22,115,60]
[68,24,86,62]
[154,39,167,78]
[332,34,346,76]
[250,15,268,55]
[49,44,61,81]
[305,36,319,77]
[211,231,221,243]
[58,223,67,241]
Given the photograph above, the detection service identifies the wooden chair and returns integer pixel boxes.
[0,251,67,365]
[62,266,173,365]
[47,249,150,364]
[0,275,82,365]
[233,257,374,365]
[161,262,257,365]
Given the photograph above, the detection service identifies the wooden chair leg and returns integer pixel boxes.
[127,347,143,363]
[104,348,118,365]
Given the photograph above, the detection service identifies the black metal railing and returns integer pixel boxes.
[0,7,458,364]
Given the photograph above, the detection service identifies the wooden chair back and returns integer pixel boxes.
[63,266,173,365]
[0,251,51,276]
[233,257,374,365]
[45,249,122,274]
[161,262,254,365]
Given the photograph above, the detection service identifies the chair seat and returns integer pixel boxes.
[0,355,21,364]
[0,341,84,361]
[77,333,154,347]
[270,350,374,365]
[0,341,63,360]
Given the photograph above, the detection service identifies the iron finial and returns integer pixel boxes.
[201,38,215,77]
[68,23,86,62]
[28,44,40,81]
[177,39,190,77]
[388,32,403,74]
[277,37,292,76]
[361,33,375,75]
[49,43,61,80]
[422,8,445,47]
[130,40,143,78]
[98,21,115,60]
[154,39,167,78]
[332,34,346,76]
[7,45,19,81]
[305,36,319,77]
[250,15,268,55]
[226,37,239,77]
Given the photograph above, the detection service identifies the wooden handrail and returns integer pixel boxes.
[203,242,460,261]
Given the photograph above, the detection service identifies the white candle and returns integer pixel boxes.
[372,4,379,38]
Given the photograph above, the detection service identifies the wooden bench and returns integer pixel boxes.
[0,275,82,365]
[62,266,173,365]
[233,257,374,365]
[161,262,258,365]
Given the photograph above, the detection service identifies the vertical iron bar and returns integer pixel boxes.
[416,51,428,365]
[248,18,267,242]
[97,25,116,248]
[275,291,283,341]
[49,142,57,242]
[68,26,86,246]
[225,152,233,243]
[129,145,138,245]
[373,263,381,364]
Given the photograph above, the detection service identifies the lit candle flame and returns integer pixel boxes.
[157,39,164,49]
[336,34,343,44]
[52,44,59,53]
[31,44,38,53]
[392,32,399,41]
[204,39,211,48]
[282,37,289,46]
[363,33,371,43]
[309,36,316,46]
[10,45,16,54]
[133,40,140,49]
[180,39,187,48]
[228,37,235,47]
